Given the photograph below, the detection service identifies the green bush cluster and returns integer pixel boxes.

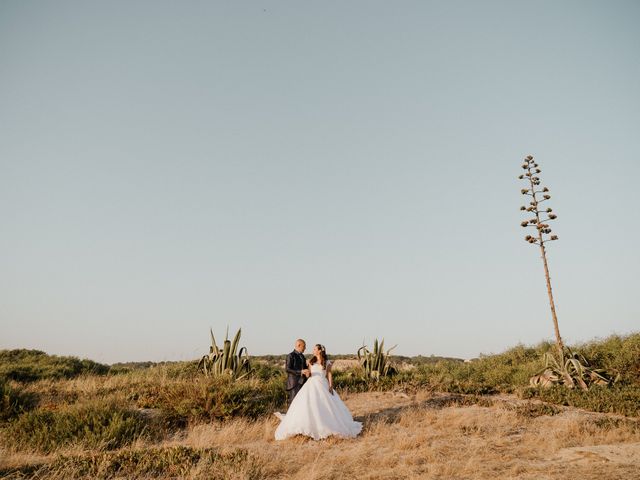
[0,349,110,382]
[521,384,640,417]
[332,370,420,393]
[333,343,546,394]
[0,374,288,454]
[571,334,640,384]
[206,376,287,420]
[169,376,285,425]
[2,398,159,453]
[335,333,640,416]
[0,378,37,421]
[108,360,199,378]
[416,343,547,394]
[121,374,287,427]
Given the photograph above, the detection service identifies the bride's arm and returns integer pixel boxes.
[326,361,334,395]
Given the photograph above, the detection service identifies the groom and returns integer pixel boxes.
[285,338,310,404]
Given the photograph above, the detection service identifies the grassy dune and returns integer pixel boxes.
[0,333,638,479]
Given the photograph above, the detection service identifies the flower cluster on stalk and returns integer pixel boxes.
[519,155,559,245]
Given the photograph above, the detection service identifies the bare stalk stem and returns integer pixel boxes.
[526,163,564,356]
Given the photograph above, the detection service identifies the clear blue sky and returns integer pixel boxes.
[1,1,638,363]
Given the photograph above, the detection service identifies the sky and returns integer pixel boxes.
[1,1,638,363]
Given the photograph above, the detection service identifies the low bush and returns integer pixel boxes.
[508,402,561,418]
[250,361,286,381]
[0,349,109,382]
[2,398,160,453]
[0,378,37,422]
[414,344,545,395]
[332,369,424,393]
[572,333,640,384]
[125,375,287,427]
[108,360,199,378]
[206,376,287,420]
[521,384,640,417]
[334,333,640,417]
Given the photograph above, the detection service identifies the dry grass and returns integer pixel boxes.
[162,391,640,479]
[3,382,639,479]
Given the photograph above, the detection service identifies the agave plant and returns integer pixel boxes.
[198,327,251,380]
[529,347,618,390]
[357,339,397,380]
[518,155,563,355]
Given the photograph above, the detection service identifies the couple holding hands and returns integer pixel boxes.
[274,338,362,441]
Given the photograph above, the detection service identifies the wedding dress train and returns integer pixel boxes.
[275,362,362,440]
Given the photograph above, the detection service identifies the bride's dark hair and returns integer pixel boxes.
[309,344,328,369]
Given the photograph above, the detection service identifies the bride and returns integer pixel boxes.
[275,344,362,440]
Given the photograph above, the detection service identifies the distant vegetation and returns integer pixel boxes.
[0,349,109,382]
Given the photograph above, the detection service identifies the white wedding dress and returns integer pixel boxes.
[274,362,362,440]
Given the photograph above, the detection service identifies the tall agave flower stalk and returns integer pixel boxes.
[519,155,617,390]
[518,155,563,356]
[198,327,251,380]
[357,339,397,380]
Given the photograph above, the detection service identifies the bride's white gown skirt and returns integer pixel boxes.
[275,364,362,440]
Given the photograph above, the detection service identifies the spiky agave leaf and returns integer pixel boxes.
[530,346,617,390]
[529,369,560,388]
[375,339,384,372]
[234,346,251,380]
[230,328,242,355]
[210,328,220,355]
[589,368,618,386]
[222,339,231,370]
[198,355,209,376]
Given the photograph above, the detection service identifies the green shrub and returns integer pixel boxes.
[392,355,465,365]
[334,333,640,416]
[415,335,639,397]
[332,369,422,393]
[508,402,561,418]
[108,360,199,378]
[0,349,109,382]
[572,333,640,384]
[126,376,287,427]
[2,398,160,453]
[250,361,286,381]
[212,377,287,419]
[521,384,640,417]
[0,378,37,422]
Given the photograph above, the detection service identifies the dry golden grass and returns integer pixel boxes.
[2,390,639,479]
[170,391,640,480]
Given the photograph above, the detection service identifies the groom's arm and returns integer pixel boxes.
[285,353,301,376]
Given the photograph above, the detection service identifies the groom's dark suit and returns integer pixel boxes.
[285,350,308,404]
